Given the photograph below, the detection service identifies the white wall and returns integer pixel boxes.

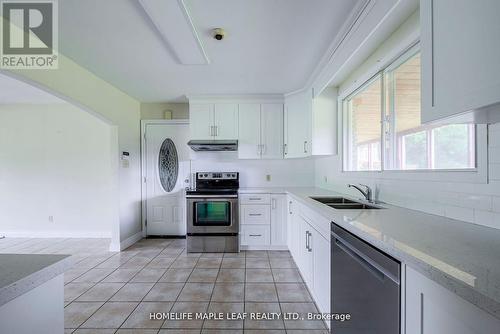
[0,104,114,237]
[191,153,315,187]
[315,10,500,230]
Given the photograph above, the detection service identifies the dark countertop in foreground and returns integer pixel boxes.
[0,254,72,306]
[240,186,500,319]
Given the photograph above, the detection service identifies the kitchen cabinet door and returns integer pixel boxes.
[299,218,313,288]
[288,199,300,260]
[270,195,287,246]
[311,228,330,314]
[421,0,500,123]
[261,103,284,159]
[284,90,311,158]
[405,266,500,334]
[190,103,214,140]
[214,103,238,139]
[238,104,261,159]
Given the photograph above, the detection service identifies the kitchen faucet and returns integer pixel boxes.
[348,184,373,203]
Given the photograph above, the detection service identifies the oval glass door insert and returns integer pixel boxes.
[158,138,179,192]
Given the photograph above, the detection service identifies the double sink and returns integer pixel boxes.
[310,196,382,210]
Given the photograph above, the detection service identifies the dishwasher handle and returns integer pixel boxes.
[334,234,400,285]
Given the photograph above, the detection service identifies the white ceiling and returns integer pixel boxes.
[59,0,361,102]
[0,73,64,104]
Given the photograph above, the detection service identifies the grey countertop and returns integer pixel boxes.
[239,186,500,319]
[0,254,73,306]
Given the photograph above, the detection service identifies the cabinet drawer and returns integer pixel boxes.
[240,205,270,225]
[241,225,270,246]
[240,194,271,205]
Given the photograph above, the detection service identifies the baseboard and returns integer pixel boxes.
[0,231,112,238]
[240,245,288,251]
[119,231,143,251]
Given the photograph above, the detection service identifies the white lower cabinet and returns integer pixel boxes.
[311,227,330,314]
[240,193,286,249]
[240,225,270,246]
[405,266,500,334]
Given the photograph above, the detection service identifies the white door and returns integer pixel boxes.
[261,103,283,159]
[214,103,239,139]
[145,122,190,236]
[189,103,214,140]
[238,104,261,159]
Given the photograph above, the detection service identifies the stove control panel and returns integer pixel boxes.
[197,172,238,180]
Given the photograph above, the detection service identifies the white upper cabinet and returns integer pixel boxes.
[238,104,261,159]
[421,0,500,123]
[261,104,284,159]
[189,103,214,140]
[238,103,283,159]
[189,102,238,140]
[284,90,312,158]
[312,87,337,156]
[214,104,239,139]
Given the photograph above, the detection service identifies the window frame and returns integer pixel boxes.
[339,43,488,184]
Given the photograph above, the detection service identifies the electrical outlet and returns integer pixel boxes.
[48,216,54,223]
[266,174,271,182]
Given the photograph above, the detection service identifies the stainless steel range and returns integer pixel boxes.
[186,172,239,253]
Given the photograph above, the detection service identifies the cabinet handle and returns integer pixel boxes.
[249,234,262,237]
[257,144,261,155]
[303,141,308,153]
[307,231,312,252]
[289,201,292,214]
[249,198,262,201]
[209,125,213,136]
[249,213,262,216]
[305,231,309,250]
[284,143,288,155]
[262,144,267,155]
[215,126,219,136]
[272,198,276,209]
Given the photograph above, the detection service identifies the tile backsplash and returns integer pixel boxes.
[315,122,500,230]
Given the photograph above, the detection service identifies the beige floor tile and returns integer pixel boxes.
[116,329,160,334]
[188,268,219,282]
[121,301,173,328]
[244,250,269,258]
[195,258,222,268]
[245,283,278,302]
[110,283,154,301]
[64,302,104,328]
[159,268,193,282]
[170,257,198,269]
[269,258,296,269]
[201,329,242,333]
[102,269,140,283]
[245,269,274,283]
[244,303,284,330]
[73,268,115,283]
[200,253,224,258]
[275,283,312,302]
[211,283,244,302]
[203,302,244,329]
[216,269,245,283]
[280,303,326,330]
[162,302,208,329]
[245,258,270,269]
[177,283,214,301]
[76,283,125,302]
[130,268,166,282]
[73,329,116,334]
[81,302,138,328]
[158,329,200,334]
[64,282,94,302]
[143,283,184,301]
[221,258,245,269]
[146,257,176,269]
[267,251,291,258]
[271,269,303,283]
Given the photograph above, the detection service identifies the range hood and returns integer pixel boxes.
[187,140,238,152]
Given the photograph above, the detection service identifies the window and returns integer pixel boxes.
[343,47,475,172]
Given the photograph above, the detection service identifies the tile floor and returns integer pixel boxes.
[0,237,329,333]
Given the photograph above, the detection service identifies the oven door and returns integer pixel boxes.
[187,196,239,234]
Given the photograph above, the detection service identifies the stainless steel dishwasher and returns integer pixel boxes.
[331,223,400,333]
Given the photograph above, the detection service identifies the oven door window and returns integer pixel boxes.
[194,201,231,226]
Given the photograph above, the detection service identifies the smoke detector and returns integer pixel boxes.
[212,28,226,41]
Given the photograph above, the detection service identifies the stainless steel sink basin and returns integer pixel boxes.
[310,197,357,205]
[310,197,382,210]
